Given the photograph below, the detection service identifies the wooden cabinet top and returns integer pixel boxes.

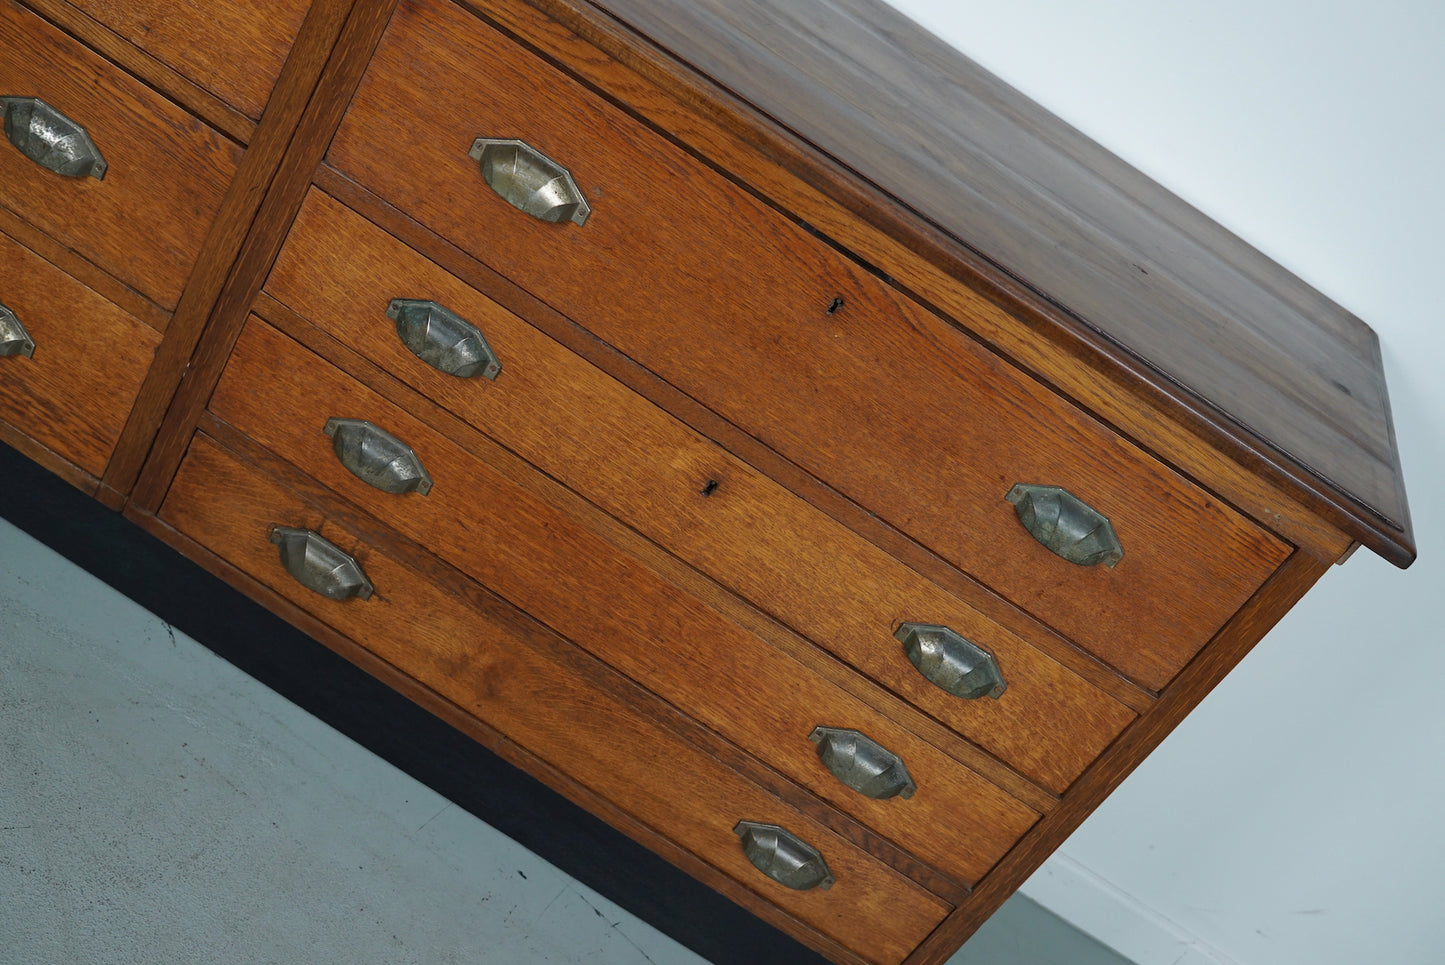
[572,0,1415,566]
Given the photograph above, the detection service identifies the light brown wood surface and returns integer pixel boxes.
[126,0,395,512]
[208,315,1045,886]
[20,0,255,141]
[326,0,1292,691]
[160,431,953,964]
[97,0,364,505]
[251,286,1062,823]
[0,227,160,477]
[461,0,1360,566]
[575,0,1412,556]
[0,0,242,311]
[264,188,1136,793]
[61,0,312,120]
[0,203,169,332]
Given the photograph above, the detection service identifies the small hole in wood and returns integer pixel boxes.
[826,296,845,315]
[701,479,719,497]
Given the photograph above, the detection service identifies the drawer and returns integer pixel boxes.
[265,188,1136,794]
[207,316,1042,887]
[0,0,242,310]
[159,432,953,964]
[0,225,160,477]
[327,0,1292,690]
[64,0,312,120]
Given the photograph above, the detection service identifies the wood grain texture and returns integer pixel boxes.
[57,0,312,121]
[128,0,395,512]
[265,188,1135,794]
[0,228,160,477]
[463,0,1358,567]
[129,484,876,965]
[253,286,1063,819]
[209,315,1040,888]
[199,402,969,902]
[0,0,242,310]
[569,0,1413,560]
[0,204,169,332]
[100,0,363,502]
[902,549,1332,963]
[312,165,1160,717]
[326,0,1292,690]
[17,0,255,142]
[160,431,952,964]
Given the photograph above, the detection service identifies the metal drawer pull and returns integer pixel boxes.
[810,726,916,800]
[468,137,590,226]
[897,622,1006,700]
[268,526,374,601]
[1006,483,1123,567]
[1,96,107,179]
[0,303,35,358]
[323,417,433,496]
[387,298,501,380]
[734,821,834,891]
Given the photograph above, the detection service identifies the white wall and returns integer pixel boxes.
[881,2,1445,963]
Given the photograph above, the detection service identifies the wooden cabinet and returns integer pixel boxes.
[0,226,159,475]
[0,0,1416,962]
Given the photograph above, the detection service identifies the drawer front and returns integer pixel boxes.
[0,1,242,311]
[266,189,1135,794]
[159,433,952,964]
[0,227,159,476]
[327,0,1291,690]
[64,0,312,120]
[208,316,1042,886]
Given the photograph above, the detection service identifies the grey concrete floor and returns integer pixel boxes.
[0,514,1132,965]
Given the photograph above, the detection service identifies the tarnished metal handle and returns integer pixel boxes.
[324,418,433,495]
[387,298,501,380]
[0,303,35,358]
[468,137,590,226]
[734,821,834,891]
[896,622,1006,700]
[1006,483,1123,567]
[1,96,107,179]
[269,526,373,601]
[810,726,916,800]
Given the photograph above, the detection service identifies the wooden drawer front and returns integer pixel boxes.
[63,0,312,120]
[0,1,242,311]
[208,316,1041,887]
[0,226,159,476]
[266,189,1135,795]
[326,0,1291,691]
[159,433,952,964]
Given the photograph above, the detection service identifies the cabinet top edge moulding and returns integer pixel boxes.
[547,0,1414,567]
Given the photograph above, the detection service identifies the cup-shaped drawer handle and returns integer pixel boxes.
[809,726,916,800]
[323,418,433,496]
[896,622,1006,700]
[1,96,107,179]
[1006,483,1123,567]
[268,526,374,601]
[387,298,501,380]
[734,821,834,891]
[0,303,35,358]
[468,137,590,226]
